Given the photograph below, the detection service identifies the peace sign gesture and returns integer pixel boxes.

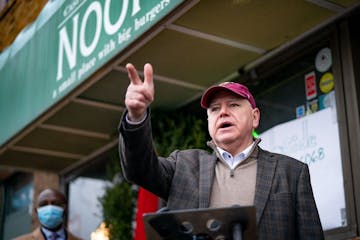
[124,63,154,121]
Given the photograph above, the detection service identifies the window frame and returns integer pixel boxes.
[241,25,358,239]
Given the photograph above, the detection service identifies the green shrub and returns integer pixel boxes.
[100,180,135,240]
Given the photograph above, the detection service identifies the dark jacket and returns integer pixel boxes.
[119,111,324,239]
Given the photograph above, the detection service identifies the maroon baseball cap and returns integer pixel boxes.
[201,82,256,109]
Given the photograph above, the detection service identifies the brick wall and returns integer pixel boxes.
[0,0,47,51]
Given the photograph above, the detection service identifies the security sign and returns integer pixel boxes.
[305,71,317,100]
[315,47,332,73]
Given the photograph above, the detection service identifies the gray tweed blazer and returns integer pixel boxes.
[119,112,324,240]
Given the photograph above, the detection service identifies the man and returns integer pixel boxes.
[119,63,324,239]
[15,188,81,240]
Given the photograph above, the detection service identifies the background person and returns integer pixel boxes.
[15,188,81,240]
[118,63,324,239]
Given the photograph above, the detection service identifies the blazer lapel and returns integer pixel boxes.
[35,227,46,240]
[254,149,277,224]
[199,154,217,208]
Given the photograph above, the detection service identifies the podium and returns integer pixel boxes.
[143,206,257,240]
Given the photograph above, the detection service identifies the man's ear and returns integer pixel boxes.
[252,108,260,129]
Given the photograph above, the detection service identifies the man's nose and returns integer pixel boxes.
[219,105,229,117]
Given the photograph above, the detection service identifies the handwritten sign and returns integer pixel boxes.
[260,107,346,230]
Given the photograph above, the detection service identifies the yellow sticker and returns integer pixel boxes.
[319,72,334,93]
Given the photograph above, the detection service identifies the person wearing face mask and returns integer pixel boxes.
[15,188,81,240]
[118,63,324,239]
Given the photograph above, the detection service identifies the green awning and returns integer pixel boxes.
[0,0,185,146]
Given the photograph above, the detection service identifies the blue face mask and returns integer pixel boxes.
[37,205,64,229]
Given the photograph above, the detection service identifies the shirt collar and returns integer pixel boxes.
[217,141,255,168]
[41,226,65,240]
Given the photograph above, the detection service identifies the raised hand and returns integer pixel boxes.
[125,63,154,121]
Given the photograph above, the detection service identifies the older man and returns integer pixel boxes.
[119,63,324,239]
[15,188,81,240]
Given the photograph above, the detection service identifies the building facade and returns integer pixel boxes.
[1,0,360,239]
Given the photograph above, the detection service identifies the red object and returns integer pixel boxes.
[201,82,256,109]
[134,187,159,240]
[305,71,317,100]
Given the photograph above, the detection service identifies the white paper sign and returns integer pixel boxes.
[259,107,346,230]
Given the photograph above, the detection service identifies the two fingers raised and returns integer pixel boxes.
[125,63,154,120]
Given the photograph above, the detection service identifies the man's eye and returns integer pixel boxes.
[210,107,219,112]
[230,103,239,107]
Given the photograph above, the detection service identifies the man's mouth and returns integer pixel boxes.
[219,122,233,129]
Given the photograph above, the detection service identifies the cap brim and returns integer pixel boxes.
[201,86,235,109]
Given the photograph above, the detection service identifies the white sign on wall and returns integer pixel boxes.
[259,107,346,230]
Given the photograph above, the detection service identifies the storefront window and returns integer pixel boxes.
[252,45,346,230]
[66,153,116,239]
[1,172,33,239]
[68,176,112,239]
